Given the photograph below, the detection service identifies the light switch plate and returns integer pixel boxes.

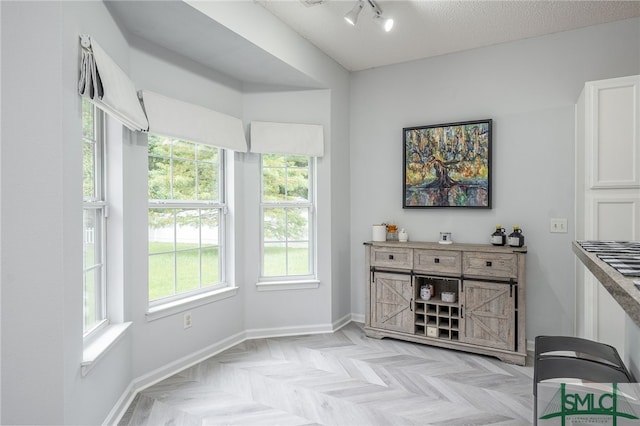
[550,218,568,233]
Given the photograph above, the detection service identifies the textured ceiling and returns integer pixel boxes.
[107,1,640,89]
[257,0,640,71]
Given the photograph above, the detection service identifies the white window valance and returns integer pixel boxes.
[78,35,149,132]
[140,90,247,152]
[250,121,324,157]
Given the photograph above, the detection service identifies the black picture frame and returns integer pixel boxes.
[403,119,492,208]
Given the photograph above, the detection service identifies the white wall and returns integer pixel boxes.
[349,17,640,340]
[242,90,333,331]
[126,37,248,380]
[1,3,66,423]
[327,81,352,326]
[62,4,140,423]
[1,1,136,423]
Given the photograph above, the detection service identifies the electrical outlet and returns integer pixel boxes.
[550,218,568,233]
[183,312,192,329]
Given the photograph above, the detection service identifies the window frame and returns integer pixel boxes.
[82,100,108,338]
[147,134,228,308]
[259,154,317,282]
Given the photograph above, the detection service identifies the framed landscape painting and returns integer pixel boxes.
[403,119,492,208]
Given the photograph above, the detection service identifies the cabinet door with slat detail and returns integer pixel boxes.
[371,272,414,334]
[461,280,515,351]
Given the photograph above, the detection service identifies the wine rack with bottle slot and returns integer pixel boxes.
[414,276,460,340]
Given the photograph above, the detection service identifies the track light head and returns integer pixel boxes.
[345,0,393,32]
[374,12,394,32]
[344,0,364,26]
[368,0,393,32]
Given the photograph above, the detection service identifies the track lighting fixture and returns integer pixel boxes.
[344,0,393,32]
[344,0,364,26]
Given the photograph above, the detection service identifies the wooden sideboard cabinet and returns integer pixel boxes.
[365,241,527,365]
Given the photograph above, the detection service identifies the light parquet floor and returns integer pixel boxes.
[119,322,534,425]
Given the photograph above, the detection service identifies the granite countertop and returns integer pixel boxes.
[572,241,640,328]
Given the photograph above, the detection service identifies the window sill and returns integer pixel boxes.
[256,279,320,291]
[146,286,239,322]
[82,322,132,376]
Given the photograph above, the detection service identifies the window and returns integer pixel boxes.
[260,154,315,279]
[148,134,225,305]
[82,99,107,335]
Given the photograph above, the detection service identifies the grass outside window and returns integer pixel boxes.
[148,135,226,304]
[148,242,309,300]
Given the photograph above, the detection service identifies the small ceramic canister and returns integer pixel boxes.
[372,224,386,241]
[398,228,408,242]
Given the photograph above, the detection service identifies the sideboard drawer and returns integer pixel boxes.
[414,249,461,275]
[463,252,518,279]
[370,247,413,269]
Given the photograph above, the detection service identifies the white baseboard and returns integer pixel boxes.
[527,339,535,353]
[106,317,358,425]
[103,382,135,426]
[245,322,333,339]
[350,313,364,324]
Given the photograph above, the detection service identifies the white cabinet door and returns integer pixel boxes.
[575,75,640,359]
